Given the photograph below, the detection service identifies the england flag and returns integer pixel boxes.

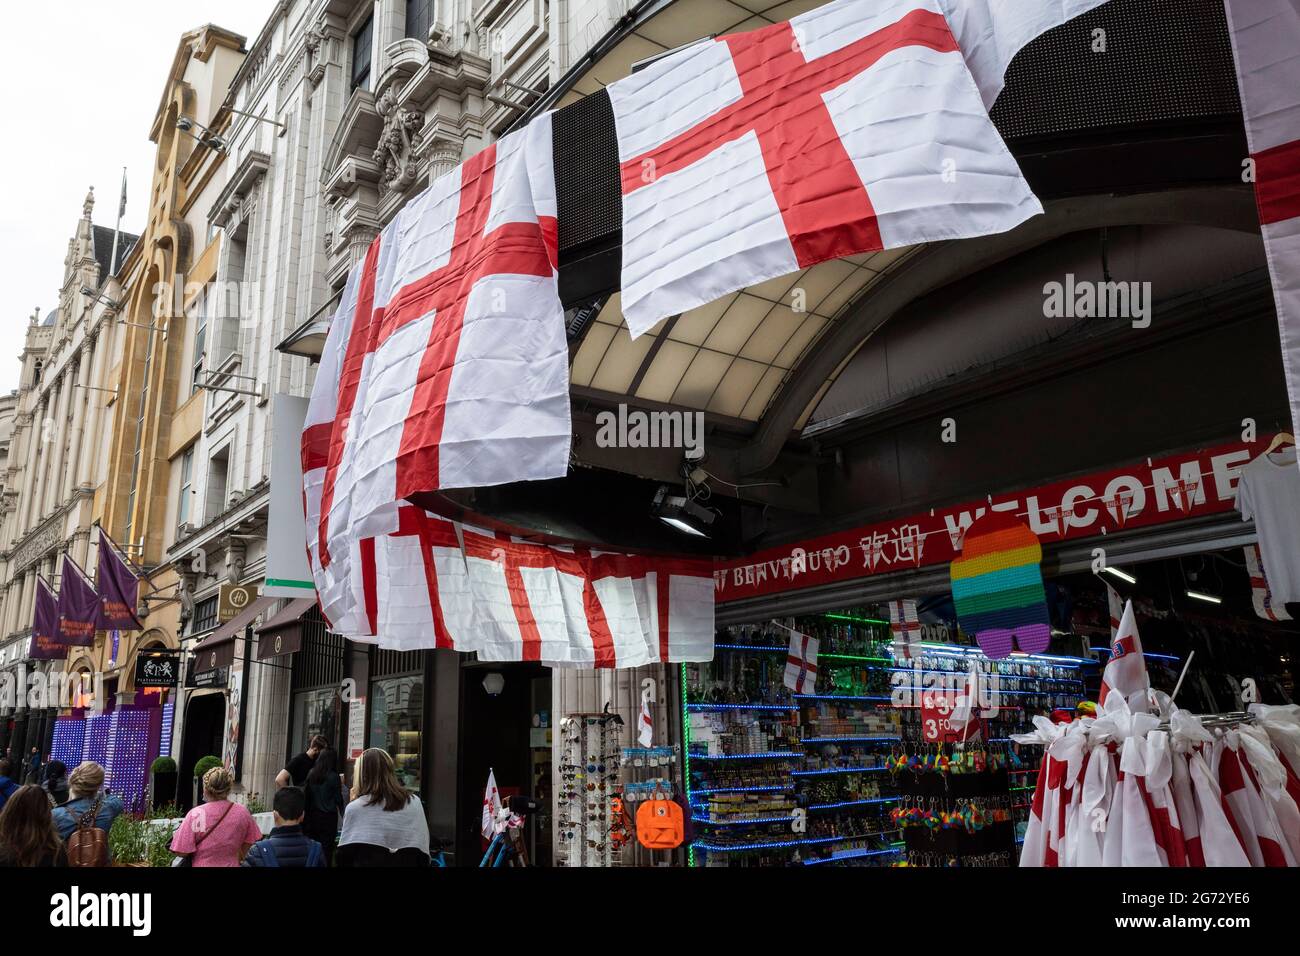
[1098,600,1150,712]
[607,0,1108,336]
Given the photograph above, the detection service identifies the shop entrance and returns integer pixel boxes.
[456,663,551,866]
[178,692,225,810]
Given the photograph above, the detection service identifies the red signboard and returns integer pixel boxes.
[714,439,1260,603]
[919,688,983,743]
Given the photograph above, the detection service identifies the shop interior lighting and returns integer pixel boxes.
[793,693,892,702]
[690,751,802,760]
[823,612,890,626]
[791,765,889,777]
[652,485,715,537]
[806,796,899,810]
[1089,646,1182,661]
[1102,565,1138,585]
[686,703,797,712]
[803,846,904,865]
[1186,589,1222,604]
[714,643,786,652]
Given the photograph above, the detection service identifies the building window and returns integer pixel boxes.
[205,446,230,521]
[192,596,218,635]
[406,0,434,42]
[369,673,423,793]
[177,448,195,533]
[351,14,374,91]
[191,291,208,395]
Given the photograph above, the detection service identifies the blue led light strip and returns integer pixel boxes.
[694,829,902,853]
[714,644,786,652]
[803,846,905,865]
[801,735,900,744]
[686,703,798,712]
[806,796,899,811]
[791,765,888,777]
[692,785,794,795]
[689,751,802,760]
[794,694,892,702]
[692,815,795,826]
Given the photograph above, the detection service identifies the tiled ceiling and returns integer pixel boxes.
[571,247,916,422]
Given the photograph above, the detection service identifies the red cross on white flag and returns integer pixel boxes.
[606,0,1107,336]
[784,631,820,694]
[1224,0,1300,465]
[1098,599,1150,712]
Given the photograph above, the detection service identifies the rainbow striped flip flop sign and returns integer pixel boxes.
[949,512,1051,660]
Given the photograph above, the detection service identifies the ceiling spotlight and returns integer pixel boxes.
[652,485,715,538]
[1102,566,1137,585]
[1186,589,1222,605]
[482,672,505,697]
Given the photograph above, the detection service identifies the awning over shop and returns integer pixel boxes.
[193,594,277,673]
[256,597,316,660]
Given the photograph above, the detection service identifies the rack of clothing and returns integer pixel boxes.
[1012,696,1300,866]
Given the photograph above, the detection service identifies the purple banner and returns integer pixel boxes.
[95,528,141,630]
[56,554,98,646]
[30,577,67,661]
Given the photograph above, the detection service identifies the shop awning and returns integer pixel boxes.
[193,594,277,673]
[256,597,316,660]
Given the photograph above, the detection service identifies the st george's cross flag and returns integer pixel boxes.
[302,113,569,612]
[606,0,1109,336]
[1098,600,1150,712]
[1224,0,1300,457]
[784,631,819,694]
[482,769,503,839]
[460,527,715,668]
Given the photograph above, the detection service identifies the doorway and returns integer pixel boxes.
[178,692,225,810]
[456,663,551,865]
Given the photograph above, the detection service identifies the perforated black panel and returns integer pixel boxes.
[554,90,622,255]
[991,0,1239,138]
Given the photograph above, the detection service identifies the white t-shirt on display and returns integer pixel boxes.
[1235,448,1300,605]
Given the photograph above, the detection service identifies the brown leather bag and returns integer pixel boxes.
[66,798,108,868]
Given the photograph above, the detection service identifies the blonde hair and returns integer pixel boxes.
[350,748,411,812]
[202,765,235,799]
[69,761,105,798]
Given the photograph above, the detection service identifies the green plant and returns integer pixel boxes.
[192,755,222,779]
[145,821,179,868]
[144,802,180,822]
[108,815,149,865]
[151,756,177,774]
[244,792,267,815]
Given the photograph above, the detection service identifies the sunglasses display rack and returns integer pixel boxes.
[682,608,1090,866]
[556,711,625,868]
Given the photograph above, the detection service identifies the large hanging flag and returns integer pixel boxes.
[606,0,1109,336]
[1098,600,1150,712]
[94,528,142,630]
[29,577,66,661]
[1224,0,1300,458]
[1244,544,1292,622]
[304,113,568,585]
[55,554,99,647]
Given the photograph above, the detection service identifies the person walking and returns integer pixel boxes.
[337,749,429,865]
[243,787,325,867]
[276,734,329,789]
[0,759,19,812]
[42,760,69,807]
[51,763,124,842]
[0,785,67,867]
[303,745,346,864]
[169,766,264,867]
[25,749,41,785]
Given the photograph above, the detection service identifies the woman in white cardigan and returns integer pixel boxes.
[338,748,429,864]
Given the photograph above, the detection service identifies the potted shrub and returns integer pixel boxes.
[191,755,222,805]
[150,756,178,811]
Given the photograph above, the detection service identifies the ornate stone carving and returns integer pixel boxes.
[373,89,426,196]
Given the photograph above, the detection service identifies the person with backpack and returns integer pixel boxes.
[0,759,19,812]
[51,763,124,866]
[170,766,264,867]
[0,785,67,867]
[243,787,325,867]
[303,745,346,864]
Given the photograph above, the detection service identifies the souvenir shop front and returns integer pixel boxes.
[692,436,1299,867]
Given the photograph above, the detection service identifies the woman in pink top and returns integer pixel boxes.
[171,766,264,867]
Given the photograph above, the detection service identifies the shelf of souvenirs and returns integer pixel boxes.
[693,823,904,855]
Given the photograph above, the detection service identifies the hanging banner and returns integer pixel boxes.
[266,394,315,598]
[29,577,67,661]
[715,438,1261,603]
[56,554,99,647]
[95,528,142,630]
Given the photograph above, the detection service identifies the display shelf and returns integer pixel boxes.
[686,703,798,712]
[800,735,900,744]
[791,765,890,777]
[803,846,905,865]
[689,751,802,760]
[805,796,899,811]
[692,784,794,795]
[694,829,902,853]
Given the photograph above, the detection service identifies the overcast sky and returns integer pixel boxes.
[0,0,277,394]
